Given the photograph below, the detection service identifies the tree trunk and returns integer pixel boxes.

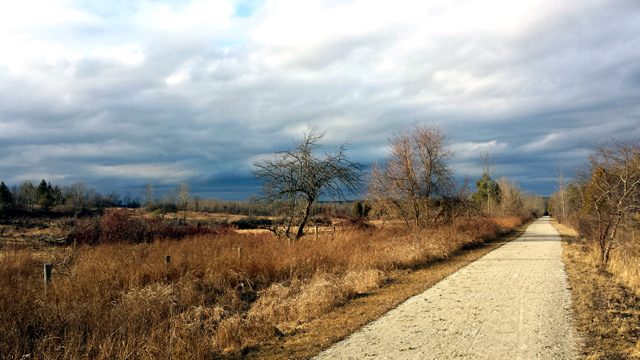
[296,201,313,239]
[602,214,622,266]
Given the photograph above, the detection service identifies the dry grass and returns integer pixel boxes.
[552,219,640,359]
[0,216,525,359]
[245,219,530,359]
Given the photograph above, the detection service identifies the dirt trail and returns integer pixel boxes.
[314,217,581,359]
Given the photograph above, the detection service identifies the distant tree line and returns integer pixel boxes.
[0,179,141,215]
[2,124,548,235]
[0,177,360,224]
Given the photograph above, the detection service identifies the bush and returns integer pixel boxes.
[231,217,275,230]
[66,216,101,245]
[66,210,234,245]
[342,215,374,231]
[100,209,151,244]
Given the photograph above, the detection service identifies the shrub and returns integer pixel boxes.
[231,217,275,230]
[100,209,151,244]
[342,215,374,231]
[65,210,234,245]
[66,216,101,245]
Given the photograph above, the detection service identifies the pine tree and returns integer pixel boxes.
[362,200,372,217]
[0,182,13,210]
[37,179,54,209]
[471,173,501,213]
[353,201,364,217]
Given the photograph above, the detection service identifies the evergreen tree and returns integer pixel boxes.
[0,182,13,209]
[471,173,501,212]
[362,200,372,217]
[353,201,364,217]
[37,179,54,209]
[51,185,64,207]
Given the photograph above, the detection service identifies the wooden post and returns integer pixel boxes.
[165,255,171,264]
[315,225,318,239]
[43,263,52,290]
[238,247,243,266]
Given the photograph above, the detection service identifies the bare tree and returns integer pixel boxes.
[521,193,546,217]
[64,182,88,215]
[156,190,178,219]
[253,128,363,240]
[556,163,567,222]
[163,190,178,206]
[192,195,202,212]
[497,177,523,217]
[144,183,156,210]
[247,194,260,216]
[18,181,39,211]
[368,124,456,230]
[582,140,640,265]
[178,182,190,220]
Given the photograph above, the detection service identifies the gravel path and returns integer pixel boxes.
[314,217,581,359]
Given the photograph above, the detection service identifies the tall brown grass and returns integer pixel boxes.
[602,230,640,297]
[569,215,640,298]
[0,216,525,359]
[553,220,640,358]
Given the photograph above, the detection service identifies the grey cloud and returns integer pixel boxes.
[1,1,639,199]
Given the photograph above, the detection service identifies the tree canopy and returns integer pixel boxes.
[471,172,501,211]
[253,129,363,239]
[368,124,457,229]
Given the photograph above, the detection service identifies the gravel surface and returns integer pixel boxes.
[314,217,581,359]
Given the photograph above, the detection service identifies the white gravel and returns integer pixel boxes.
[314,217,581,359]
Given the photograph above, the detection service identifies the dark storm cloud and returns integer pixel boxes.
[1,0,639,199]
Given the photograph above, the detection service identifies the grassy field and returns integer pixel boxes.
[552,220,640,359]
[0,214,526,359]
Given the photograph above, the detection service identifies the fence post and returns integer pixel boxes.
[43,263,52,291]
[165,255,171,264]
[238,247,243,266]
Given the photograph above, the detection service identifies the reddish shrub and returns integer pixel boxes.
[66,217,101,245]
[342,216,374,231]
[150,219,228,240]
[65,210,236,245]
[100,209,151,244]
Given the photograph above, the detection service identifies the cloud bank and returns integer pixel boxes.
[1,0,639,199]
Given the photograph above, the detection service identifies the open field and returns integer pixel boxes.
[0,212,527,359]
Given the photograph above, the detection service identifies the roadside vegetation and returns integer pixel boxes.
[548,140,640,359]
[0,124,546,359]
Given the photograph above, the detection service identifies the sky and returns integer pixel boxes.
[1,0,639,200]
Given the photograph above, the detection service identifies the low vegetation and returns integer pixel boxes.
[548,140,640,292]
[0,213,528,359]
[548,139,640,358]
[553,220,640,359]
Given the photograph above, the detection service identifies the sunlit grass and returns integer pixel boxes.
[553,219,640,359]
[0,216,525,359]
